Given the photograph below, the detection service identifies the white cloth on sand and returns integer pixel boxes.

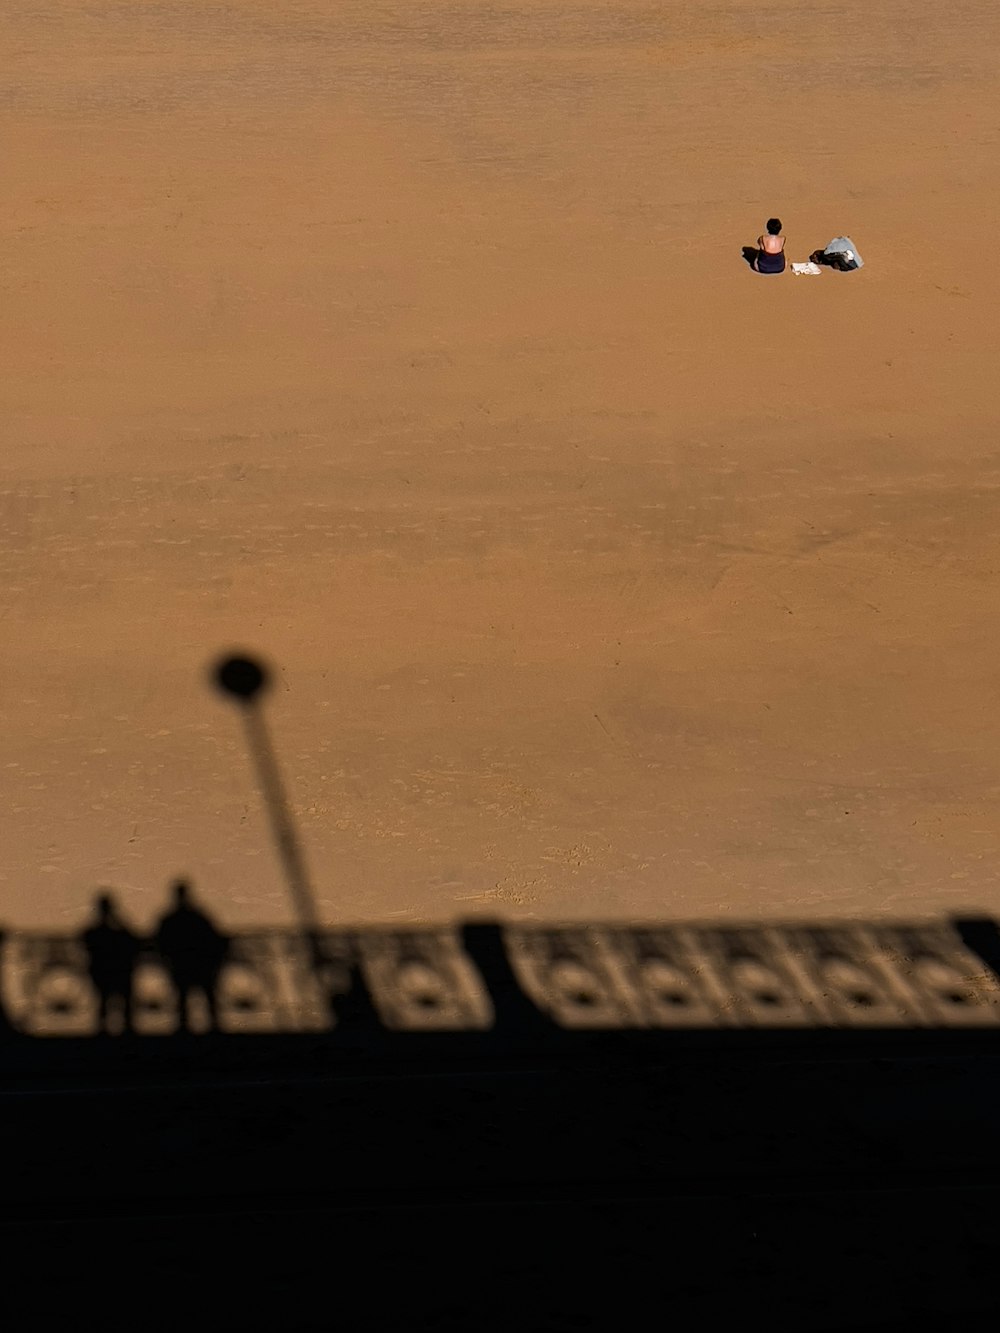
[791,261,822,275]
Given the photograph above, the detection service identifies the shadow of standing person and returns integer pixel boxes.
[154,880,230,1034]
[82,893,142,1036]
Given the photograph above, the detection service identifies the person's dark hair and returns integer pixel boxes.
[766,218,782,235]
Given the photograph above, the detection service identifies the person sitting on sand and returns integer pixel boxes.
[754,218,786,274]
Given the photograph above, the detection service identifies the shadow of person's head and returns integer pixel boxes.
[93,892,119,923]
[170,879,192,908]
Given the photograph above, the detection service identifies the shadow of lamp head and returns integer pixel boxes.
[213,655,270,705]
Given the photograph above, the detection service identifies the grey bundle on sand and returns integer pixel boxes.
[822,236,864,269]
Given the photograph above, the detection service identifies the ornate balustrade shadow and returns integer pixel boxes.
[4,913,1000,1328]
[3,913,1000,1072]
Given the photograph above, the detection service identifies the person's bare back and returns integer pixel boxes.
[754,217,786,273]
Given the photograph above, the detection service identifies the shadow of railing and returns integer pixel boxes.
[5,909,1000,1328]
[6,646,1000,1324]
[4,913,1000,1056]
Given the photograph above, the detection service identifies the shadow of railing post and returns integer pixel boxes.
[0,928,16,1035]
[954,917,1000,986]
[461,921,557,1044]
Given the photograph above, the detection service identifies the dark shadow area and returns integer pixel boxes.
[3,653,999,1326]
[741,243,760,269]
[956,915,1000,977]
[3,906,1000,1328]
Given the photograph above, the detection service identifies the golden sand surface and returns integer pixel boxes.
[3,1,1000,929]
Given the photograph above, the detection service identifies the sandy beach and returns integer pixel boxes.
[3,0,1000,931]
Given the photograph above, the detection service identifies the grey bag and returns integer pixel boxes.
[824,236,863,269]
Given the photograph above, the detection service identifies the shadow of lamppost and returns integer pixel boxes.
[211,653,380,1034]
[212,654,322,942]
